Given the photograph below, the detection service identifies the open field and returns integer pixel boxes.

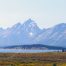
[0,52,66,66]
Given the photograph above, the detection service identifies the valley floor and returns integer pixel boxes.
[0,52,66,66]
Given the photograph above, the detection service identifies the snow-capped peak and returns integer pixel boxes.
[21,18,42,35]
[23,18,37,28]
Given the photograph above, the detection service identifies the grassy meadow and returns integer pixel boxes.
[0,52,66,66]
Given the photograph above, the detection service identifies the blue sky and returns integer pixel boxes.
[0,0,66,29]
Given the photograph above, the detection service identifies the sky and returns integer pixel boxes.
[0,0,66,29]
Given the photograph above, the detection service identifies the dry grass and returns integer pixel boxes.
[0,52,66,66]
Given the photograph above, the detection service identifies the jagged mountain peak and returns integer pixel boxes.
[12,22,21,28]
[10,18,38,30]
[26,18,34,22]
[11,22,22,31]
[23,18,37,27]
[8,19,42,37]
[19,18,42,37]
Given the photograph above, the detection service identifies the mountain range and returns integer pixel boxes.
[0,18,66,48]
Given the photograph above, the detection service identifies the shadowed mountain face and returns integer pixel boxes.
[35,23,66,47]
[0,19,66,47]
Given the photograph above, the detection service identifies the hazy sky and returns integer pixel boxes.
[0,0,66,29]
